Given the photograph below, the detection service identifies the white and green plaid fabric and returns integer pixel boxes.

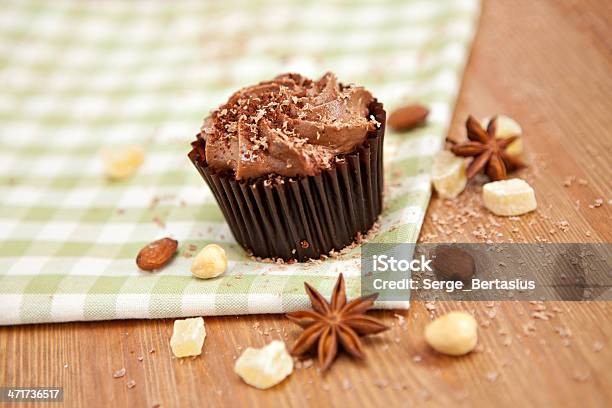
[0,0,480,325]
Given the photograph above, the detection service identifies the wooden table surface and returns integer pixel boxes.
[1,1,611,407]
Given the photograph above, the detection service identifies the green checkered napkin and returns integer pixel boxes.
[0,0,480,325]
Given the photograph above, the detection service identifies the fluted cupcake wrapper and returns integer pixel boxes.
[188,101,385,261]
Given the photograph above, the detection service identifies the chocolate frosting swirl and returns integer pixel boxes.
[202,72,377,180]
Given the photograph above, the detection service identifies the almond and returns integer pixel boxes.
[136,237,178,271]
[387,104,429,131]
[432,245,475,282]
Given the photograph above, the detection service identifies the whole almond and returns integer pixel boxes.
[387,104,429,131]
[432,245,475,282]
[136,237,178,271]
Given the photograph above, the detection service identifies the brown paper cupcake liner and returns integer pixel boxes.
[188,100,385,261]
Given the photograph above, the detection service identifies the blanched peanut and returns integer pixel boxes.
[191,244,227,279]
[425,311,478,356]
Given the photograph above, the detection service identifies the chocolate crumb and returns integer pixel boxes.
[113,368,126,378]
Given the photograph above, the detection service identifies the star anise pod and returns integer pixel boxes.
[286,274,389,371]
[450,115,526,181]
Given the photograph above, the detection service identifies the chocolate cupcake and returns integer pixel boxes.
[188,73,385,261]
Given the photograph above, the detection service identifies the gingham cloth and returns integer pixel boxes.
[0,0,480,325]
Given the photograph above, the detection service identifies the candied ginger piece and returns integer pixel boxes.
[170,317,206,358]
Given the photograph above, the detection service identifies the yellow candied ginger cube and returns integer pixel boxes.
[234,340,293,389]
[483,178,537,216]
[101,145,144,180]
[432,150,467,199]
[170,317,206,358]
[481,115,524,156]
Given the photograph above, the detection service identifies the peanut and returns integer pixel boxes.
[191,244,227,279]
[425,311,478,356]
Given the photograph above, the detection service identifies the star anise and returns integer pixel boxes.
[286,274,389,371]
[450,115,526,181]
